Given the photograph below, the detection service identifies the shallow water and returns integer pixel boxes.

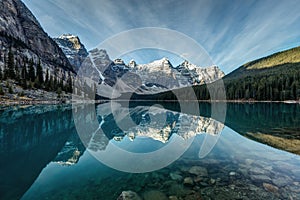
[0,102,299,200]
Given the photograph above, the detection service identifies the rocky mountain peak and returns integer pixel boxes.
[58,34,83,50]
[54,34,88,70]
[128,59,136,68]
[114,58,125,65]
[179,60,199,70]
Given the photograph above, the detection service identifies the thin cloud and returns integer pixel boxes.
[22,0,300,74]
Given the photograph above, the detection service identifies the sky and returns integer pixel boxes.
[22,0,300,74]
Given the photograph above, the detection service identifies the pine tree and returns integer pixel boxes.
[45,69,49,84]
[0,85,4,95]
[59,78,64,91]
[7,48,15,79]
[36,59,43,84]
[45,69,49,90]
[8,84,13,94]
[57,87,62,99]
[28,59,35,82]
[66,75,72,93]
[49,75,54,91]
[3,54,8,80]
[0,67,2,80]
[15,64,20,83]
[53,77,58,91]
[21,61,28,89]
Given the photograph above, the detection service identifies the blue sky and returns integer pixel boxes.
[22,0,300,74]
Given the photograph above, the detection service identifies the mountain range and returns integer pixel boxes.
[0,0,299,102]
[0,0,224,101]
[76,48,224,99]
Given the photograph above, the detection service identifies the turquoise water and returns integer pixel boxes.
[0,103,299,199]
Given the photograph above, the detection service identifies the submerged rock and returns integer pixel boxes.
[272,176,292,187]
[249,167,270,176]
[169,196,179,200]
[193,176,202,183]
[250,175,271,183]
[170,172,183,181]
[188,166,208,176]
[143,190,168,200]
[229,172,236,176]
[210,178,216,185]
[245,159,254,165]
[184,193,202,200]
[183,177,194,186]
[166,183,191,197]
[117,191,142,200]
[263,183,278,193]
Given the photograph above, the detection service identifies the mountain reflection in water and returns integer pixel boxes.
[0,102,299,200]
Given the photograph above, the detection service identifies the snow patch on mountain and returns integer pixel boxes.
[78,49,225,99]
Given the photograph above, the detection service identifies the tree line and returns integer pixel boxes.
[224,72,300,101]
[0,48,73,95]
[135,64,300,101]
[194,67,300,101]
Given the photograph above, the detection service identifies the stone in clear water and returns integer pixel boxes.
[117,191,142,200]
[272,176,292,187]
[143,190,168,200]
[263,183,278,193]
[188,166,208,176]
[183,177,194,186]
[170,172,183,181]
[250,174,271,183]
[229,172,236,176]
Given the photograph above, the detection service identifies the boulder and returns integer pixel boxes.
[143,190,168,200]
[117,191,142,200]
[188,166,208,176]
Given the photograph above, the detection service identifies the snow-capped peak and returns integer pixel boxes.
[114,58,125,65]
[147,57,169,65]
[59,33,78,39]
[135,57,172,73]
[179,60,199,70]
[128,59,137,68]
[54,34,88,70]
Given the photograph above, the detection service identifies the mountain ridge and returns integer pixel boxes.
[76,48,224,99]
[225,45,300,80]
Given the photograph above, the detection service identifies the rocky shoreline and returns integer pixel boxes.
[1,98,299,106]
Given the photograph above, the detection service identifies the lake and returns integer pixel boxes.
[0,102,299,200]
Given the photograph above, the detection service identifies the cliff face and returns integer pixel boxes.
[0,0,74,77]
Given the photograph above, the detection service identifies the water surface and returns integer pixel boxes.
[0,103,299,200]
